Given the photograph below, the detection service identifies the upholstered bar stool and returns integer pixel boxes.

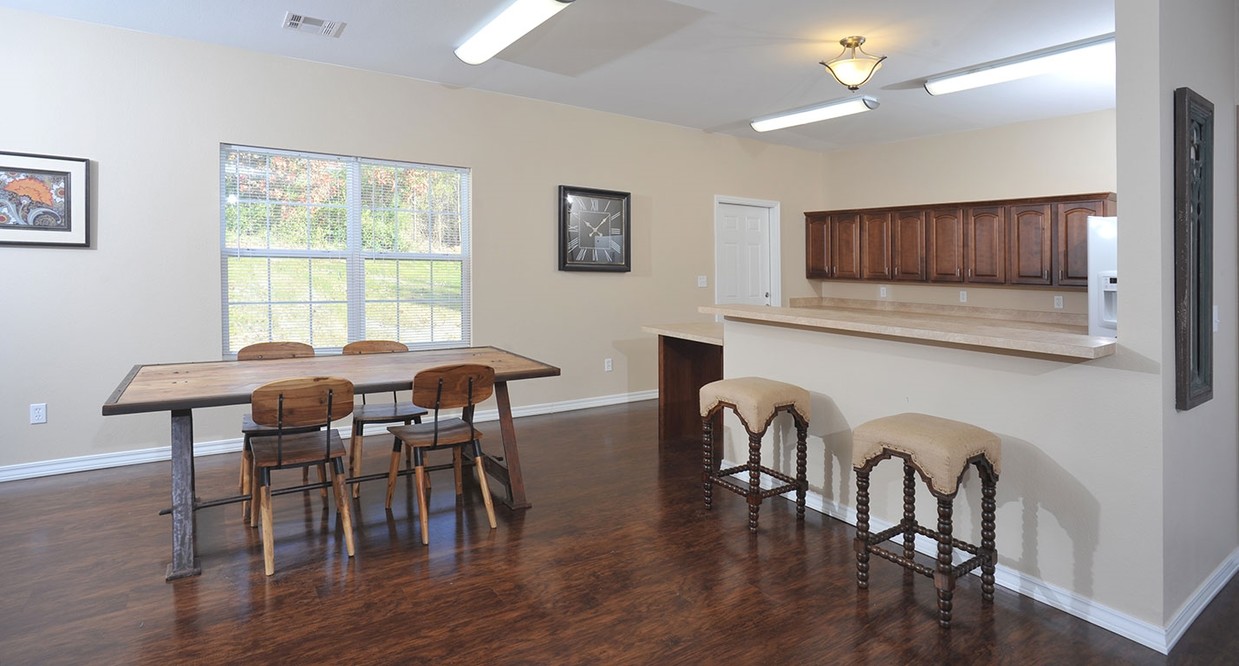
[851,413,1001,629]
[699,377,810,532]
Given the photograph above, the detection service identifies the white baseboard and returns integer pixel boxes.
[0,390,657,483]
[726,464,1239,655]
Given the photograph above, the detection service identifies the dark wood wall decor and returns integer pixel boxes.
[1173,87,1214,411]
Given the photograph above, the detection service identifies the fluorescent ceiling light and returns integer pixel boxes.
[454,0,574,65]
[750,96,879,133]
[924,33,1114,96]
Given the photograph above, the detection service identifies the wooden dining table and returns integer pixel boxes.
[102,345,560,581]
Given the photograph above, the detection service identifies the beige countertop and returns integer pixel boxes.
[699,301,1116,360]
[641,322,724,346]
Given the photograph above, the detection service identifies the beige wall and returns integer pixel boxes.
[1144,0,1239,624]
[0,8,824,466]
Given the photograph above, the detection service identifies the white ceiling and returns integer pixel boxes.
[3,0,1116,152]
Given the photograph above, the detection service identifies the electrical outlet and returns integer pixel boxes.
[604,358,613,372]
[879,286,888,299]
[30,403,47,425]
[696,275,708,288]
[1054,295,1064,309]
[959,290,967,303]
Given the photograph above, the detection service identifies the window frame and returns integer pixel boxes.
[219,144,472,356]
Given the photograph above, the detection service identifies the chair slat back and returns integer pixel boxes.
[251,377,354,429]
[237,341,315,361]
[412,364,495,411]
[342,340,408,355]
[343,340,410,404]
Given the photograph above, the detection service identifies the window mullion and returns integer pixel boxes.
[346,159,365,343]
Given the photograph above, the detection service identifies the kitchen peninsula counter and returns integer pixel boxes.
[700,298,1115,361]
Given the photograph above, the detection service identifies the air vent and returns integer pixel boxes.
[283,11,346,38]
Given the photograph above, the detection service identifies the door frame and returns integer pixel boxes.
[713,195,782,306]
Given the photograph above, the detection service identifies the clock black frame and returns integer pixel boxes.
[558,185,631,272]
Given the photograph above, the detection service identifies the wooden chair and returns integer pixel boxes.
[342,340,429,498]
[248,376,356,576]
[236,341,323,522]
[387,364,498,545]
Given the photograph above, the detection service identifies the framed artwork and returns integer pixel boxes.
[558,185,631,272]
[0,151,90,248]
[1172,87,1213,410]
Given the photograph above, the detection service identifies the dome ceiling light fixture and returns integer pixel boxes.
[821,35,886,91]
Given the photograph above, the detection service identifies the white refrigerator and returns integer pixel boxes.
[1087,216,1118,338]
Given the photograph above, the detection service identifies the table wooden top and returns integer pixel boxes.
[102,346,560,416]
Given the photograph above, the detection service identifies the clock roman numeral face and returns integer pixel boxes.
[559,187,631,272]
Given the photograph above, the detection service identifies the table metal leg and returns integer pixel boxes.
[483,381,531,510]
[166,408,201,581]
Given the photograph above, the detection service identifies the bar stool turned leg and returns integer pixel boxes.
[935,496,955,629]
[746,431,762,532]
[795,420,808,520]
[981,463,998,602]
[702,415,714,511]
[855,468,871,589]
[902,463,917,561]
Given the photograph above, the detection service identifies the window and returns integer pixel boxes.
[220,144,470,354]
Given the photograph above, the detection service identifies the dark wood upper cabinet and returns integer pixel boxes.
[832,213,862,280]
[892,209,927,281]
[1009,204,1052,285]
[805,213,830,278]
[861,212,893,280]
[965,206,1006,283]
[805,193,1114,289]
[1055,197,1115,286]
[927,208,964,283]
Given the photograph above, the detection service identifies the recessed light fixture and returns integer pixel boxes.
[454,0,574,66]
[750,96,879,133]
[924,33,1115,96]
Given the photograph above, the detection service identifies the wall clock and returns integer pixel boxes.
[558,185,631,272]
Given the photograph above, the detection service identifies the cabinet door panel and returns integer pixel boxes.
[831,213,862,280]
[966,206,1006,283]
[805,214,830,278]
[1056,200,1106,286]
[892,210,927,281]
[928,208,963,282]
[861,212,893,280]
[1010,204,1052,285]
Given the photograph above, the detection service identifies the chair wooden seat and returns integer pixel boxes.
[250,430,348,468]
[386,363,498,545]
[388,419,482,448]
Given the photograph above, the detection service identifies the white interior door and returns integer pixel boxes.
[715,200,778,305]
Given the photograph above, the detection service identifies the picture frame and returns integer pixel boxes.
[0,151,90,248]
[1172,87,1213,410]
[558,185,631,272]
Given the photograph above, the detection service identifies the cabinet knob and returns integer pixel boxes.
[1044,270,1048,281]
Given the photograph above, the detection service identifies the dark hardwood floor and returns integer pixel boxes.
[1,400,1235,664]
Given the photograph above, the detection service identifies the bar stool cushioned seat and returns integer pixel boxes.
[852,412,1000,629]
[699,377,810,532]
